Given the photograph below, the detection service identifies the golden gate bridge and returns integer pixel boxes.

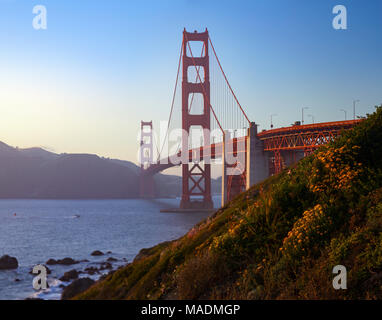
[139,28,361,211]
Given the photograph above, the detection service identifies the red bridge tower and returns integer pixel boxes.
[139,121,155,198]
[180,29,213,209]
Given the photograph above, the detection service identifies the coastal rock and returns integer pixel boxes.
[46,259,57,265]
[0,255,18,270]
[59,269,79,282]
[100,262,112,270]
[91,250,104,256]
[84,266,99,275]
[46,257,79,266]
[58,257,79,265]
[61,278,95,300]
[106,257,118,262]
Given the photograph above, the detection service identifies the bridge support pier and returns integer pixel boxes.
[283,150,305,167]
[246,122,269,190]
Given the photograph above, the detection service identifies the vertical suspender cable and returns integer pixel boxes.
[209,36,250,125]
[157,39,183,161]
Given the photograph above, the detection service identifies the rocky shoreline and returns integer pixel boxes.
[1,251,128,300]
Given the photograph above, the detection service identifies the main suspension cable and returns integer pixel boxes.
[157,39,184,161]
[208,36,250,125]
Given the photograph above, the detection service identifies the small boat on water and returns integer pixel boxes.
[73,214,80,218]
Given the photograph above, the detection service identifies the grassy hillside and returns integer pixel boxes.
[76,106,382,300]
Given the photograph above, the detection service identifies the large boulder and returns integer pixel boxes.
[61,278,95,300]
[45,259,57,265]
[0,255,18,270]
[59,269,79,282]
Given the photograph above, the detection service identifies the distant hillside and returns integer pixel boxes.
[0,142,220,199]
[76,106,382,300]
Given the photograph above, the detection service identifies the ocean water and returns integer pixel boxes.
[0,198,219,300]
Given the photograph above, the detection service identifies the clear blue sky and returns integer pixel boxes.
[0,0,381,164]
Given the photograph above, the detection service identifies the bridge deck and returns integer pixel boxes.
[143,119,362,175]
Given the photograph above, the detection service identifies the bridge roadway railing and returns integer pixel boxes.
[144,119,362,175]
[257,119,362,151]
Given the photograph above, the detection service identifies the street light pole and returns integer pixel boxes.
[353,100,360,120]
[302,107,309,125]
[340,109,347,120]
[270,114,277,129]
[308,114,315,124]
